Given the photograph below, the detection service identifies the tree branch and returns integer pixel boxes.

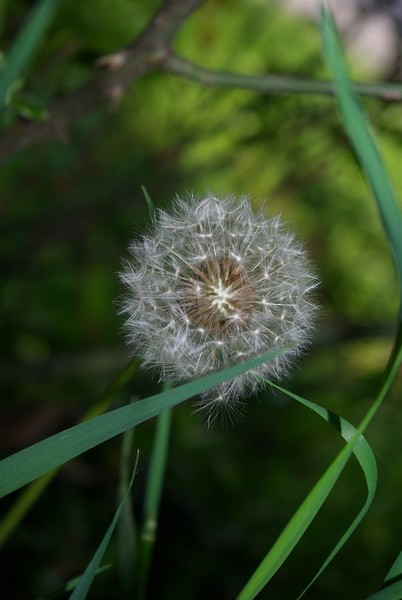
[161,52,402,100]
[1,0,402,166]
[0,0,205,165]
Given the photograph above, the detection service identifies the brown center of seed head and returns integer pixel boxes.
[183,256,254,338]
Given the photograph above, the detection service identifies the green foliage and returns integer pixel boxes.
[56,0,159,54]
[321,7,402,316]
[0,349,287,498]
[70,458,138,600]
[0,0,62,118]
[1,1,402,599]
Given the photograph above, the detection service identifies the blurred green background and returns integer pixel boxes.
[1,0,402,598]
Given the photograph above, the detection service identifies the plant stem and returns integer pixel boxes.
[117,418,137,597]
[163,53,402,100]
[137,405,172,600]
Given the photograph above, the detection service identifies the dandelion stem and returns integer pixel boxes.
[137,398,172,600]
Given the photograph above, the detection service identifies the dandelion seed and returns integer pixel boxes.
[119,194,318,426]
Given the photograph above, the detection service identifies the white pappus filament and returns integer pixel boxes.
[119,194,318,426]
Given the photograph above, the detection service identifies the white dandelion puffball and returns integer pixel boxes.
[119,194,318,425]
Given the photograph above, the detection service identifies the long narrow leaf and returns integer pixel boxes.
[282,384,376,599]
[365,580,402,600]
[383,551,402,586]
[0,348,286,498]
[364,551,402,600]
[0,360,139,547]
[69,457,138,600]
[0,0,61,113]
[320,6,402,311]
[236,386,376,600]
[236,340,402,600]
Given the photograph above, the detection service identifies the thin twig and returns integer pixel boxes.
[0,0,205,165]
[162,52,402,100]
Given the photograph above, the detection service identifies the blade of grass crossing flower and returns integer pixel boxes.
[0,360,139,547]
[237,346,402,600]
[320,7,402,309]
[0,348,288,498]
[0,0,62,113]
[69,455,139,600]
[137,403,172,600]
[117,418,137,595]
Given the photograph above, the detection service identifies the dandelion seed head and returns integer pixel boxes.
[119,194,318,426]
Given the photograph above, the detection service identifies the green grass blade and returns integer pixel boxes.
[364,551,402,600]
[0,360,139,547]
[0,0,61,113]
[287,384,376,599]
[137,402,172,599]
[236,392,375,600]
[69,457,138,600]
[365,581,402,600]
[0,348,286,498]
[383,551,402,585]
[41,566,111,599]
[236,345,402,600]
[0,469,56,548]
[320,7,402,313]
